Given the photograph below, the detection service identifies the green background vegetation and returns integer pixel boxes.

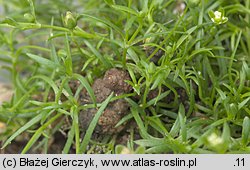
[0,0,250,153]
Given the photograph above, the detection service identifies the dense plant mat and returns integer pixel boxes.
[0,0,250,154]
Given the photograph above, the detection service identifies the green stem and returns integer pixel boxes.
[55,76,70,103]
[142,83,150,108]
[228,30,242,85]
[73,106,80,154]
[127,19,143,45]
[21,113,63,154]
[147,8,188,62]
[195,0,204,51]
[245,0,250,57]
[122,47,128,67]
[40,24,70,32]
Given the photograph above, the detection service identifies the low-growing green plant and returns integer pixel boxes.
[0,0,250,154]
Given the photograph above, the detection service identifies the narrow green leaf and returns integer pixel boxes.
[26,53,60,69]
[131,107,150,139]
[127,47,140,64]
[150,72,165,90]
[79,93,113,153]
[62,124,75,154]
[237,69,246,94]
[72,73,96,106]
[21,113,62,153]
[27,0,36,21]
[178,104,187,142]
[115,114,133,128]
[170,116,180,137]
[229,30,242,84]
[28,75,59,96]
[216,88,227,100]
[83,40,111,68]
[221,122,230,152]
[104,0,115,5]
[238,97,250,110]
[142,0,149,13]
[125,16,136,31]
[145,90,171,107]
[72,106,80,153]
[176,26,197,49]
[242,117,250,146]
[187,48,215,61]
[78,14,124,38]
[65,34,73,75]
[135,138,165,147]
[111,5,138,16]
[2,114,42,148]
[126,98,151,139]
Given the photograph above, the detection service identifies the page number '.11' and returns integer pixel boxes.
[235,158,244,167]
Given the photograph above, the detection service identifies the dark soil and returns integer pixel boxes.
[79,68,132,135]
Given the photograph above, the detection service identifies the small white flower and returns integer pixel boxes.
[214,11,222,19]
[207,133,223,146]
[209,9,228,25]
